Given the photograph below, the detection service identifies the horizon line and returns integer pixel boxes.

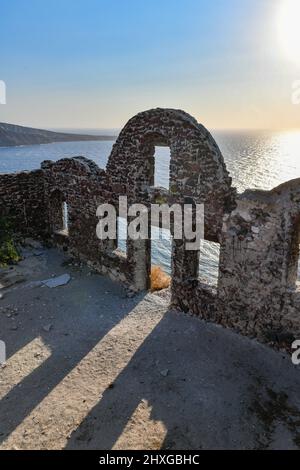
[2,120,300,135]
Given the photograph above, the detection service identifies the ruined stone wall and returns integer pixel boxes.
[0,170,46,237]
[0,108,300,349]
[107,108,236,291]
[107,108,236,240]
[218,180,300,347]
[41,156,130,285]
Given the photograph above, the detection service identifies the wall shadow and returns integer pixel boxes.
[0,266,144,445]
[65,309,300,450]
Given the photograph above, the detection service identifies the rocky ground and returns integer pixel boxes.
[0,243,300,450]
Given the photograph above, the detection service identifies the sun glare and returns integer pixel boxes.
[277,0,300,64]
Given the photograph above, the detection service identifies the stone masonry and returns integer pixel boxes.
[0,108,299,348]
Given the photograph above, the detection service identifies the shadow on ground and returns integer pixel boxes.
[1,247,300,450]
[0,248,143,447]
[65,309,300,450]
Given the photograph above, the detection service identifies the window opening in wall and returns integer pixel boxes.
[50,189,69,236]
[62,201,69,234]
[153,146,171,190]
[150,225,171,291]
[198,240,220,287]
[117,216,127,254]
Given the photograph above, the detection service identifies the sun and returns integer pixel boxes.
[277,0,300,64]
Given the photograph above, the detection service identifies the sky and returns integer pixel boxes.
[1,0,300,130]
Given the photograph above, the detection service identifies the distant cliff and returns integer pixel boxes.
[0,122,116,147]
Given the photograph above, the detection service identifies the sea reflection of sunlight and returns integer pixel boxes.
[222,130,300,192]
[275,130,300,167]
[269,130,300,187]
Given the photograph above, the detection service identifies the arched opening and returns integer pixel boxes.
[108,109,234,293]
[127,137,172,290]
[151,145,172,289]
[49,189,69,236]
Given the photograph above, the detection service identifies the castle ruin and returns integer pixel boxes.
[1,108,300,347]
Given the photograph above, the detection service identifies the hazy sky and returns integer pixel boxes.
[1,0,300,130]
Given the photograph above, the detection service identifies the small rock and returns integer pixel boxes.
[160,369,169,377]
[33,250,44,257]
[43,324,53,332]
[126,290,135,298]
[41,274,71,288]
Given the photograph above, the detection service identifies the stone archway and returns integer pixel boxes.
[107,108,236,291]
[107,108,236,240]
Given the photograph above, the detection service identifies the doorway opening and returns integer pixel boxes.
[198,240,220,287]
[150,225,172,291]
[50,190,69,236]
[117,216,127,255]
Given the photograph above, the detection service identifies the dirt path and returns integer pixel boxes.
[0,246,300,449]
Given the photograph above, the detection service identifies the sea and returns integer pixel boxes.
[1,129,300,284]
